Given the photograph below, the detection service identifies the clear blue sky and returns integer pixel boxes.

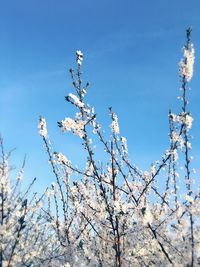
[0,1,200,189]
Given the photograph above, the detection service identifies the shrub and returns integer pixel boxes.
[38,28,200,266]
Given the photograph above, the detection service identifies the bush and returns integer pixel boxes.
[37,28,200,266]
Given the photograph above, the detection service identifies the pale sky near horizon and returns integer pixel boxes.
[0,1,200,190]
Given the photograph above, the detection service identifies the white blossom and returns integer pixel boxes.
[184,194,194,203]
[110,113,119,134]
[169,149,179,161]
[54,152,71,166]
[143,171,150,181]
[185,114,193,131]
[179,43,195,82]
[38,117,48,138]
[121,136,128,155]
[177,113,193,131]
[61,117,85,138]
[68,93,84,108]
[150,164,156,175]
[171,131,184,149]
[76,50,83,65]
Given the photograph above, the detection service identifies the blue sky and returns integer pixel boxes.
[0,0,200,189]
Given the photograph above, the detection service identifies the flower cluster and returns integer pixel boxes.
[179,43,195,81]
[76,50,83,65]
[54,152,71,166]
[185,113,193,131]
[177,113,193,131]
[110,113,120,134]
[60,117,85,138]
[121,136,128,155]
[170,131,184,149]
[38,117,48,138]
[170,112,193,132]
[167,148,179,161]
[67,93,84,108]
